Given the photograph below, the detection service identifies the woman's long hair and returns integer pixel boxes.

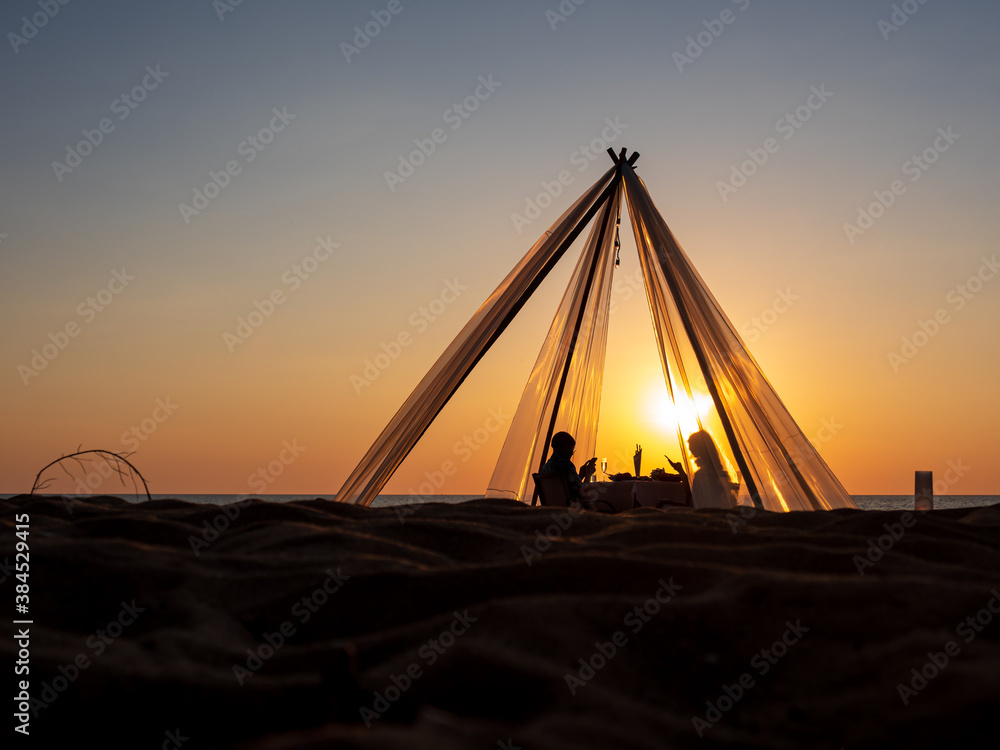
[687,430,733,487]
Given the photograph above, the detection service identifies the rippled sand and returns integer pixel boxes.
[2,495,999,749]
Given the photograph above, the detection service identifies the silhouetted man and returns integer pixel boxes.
[541,431,597,505]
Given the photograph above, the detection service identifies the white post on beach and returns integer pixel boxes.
[915,471,933,511]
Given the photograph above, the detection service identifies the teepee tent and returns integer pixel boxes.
[336,150,856,512]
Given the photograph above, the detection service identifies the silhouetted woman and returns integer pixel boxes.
[667,430,740,509]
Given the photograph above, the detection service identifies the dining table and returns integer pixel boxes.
[585,480,690,512]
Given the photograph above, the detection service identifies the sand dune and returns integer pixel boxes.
[2,495,999,749]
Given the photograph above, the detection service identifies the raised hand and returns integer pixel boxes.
[665,454,687,475]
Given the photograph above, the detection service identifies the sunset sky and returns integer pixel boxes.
[2,0,998,497]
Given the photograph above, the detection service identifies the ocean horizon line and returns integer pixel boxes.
[3,493,997,512]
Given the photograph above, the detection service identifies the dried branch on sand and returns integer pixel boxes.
[30,447,152,502]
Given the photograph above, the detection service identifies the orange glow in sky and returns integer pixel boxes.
[3,3,998,499]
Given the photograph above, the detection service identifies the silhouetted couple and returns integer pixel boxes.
[540,429,739,510]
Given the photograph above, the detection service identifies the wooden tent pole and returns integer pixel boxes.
[532,163,623,505]
[621,162,764,510]
[346,172,623,504]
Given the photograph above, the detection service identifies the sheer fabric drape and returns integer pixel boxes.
[622,165,855,511]
[338,158,856,512]
[485,189,622,502]
[335,169,617,506]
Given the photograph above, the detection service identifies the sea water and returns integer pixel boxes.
[9,494,996,510]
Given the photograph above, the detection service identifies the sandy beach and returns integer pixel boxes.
[3,495,999,749]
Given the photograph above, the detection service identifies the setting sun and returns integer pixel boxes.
[646,383,714,440]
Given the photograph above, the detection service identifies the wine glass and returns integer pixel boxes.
[601,458,608,480]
